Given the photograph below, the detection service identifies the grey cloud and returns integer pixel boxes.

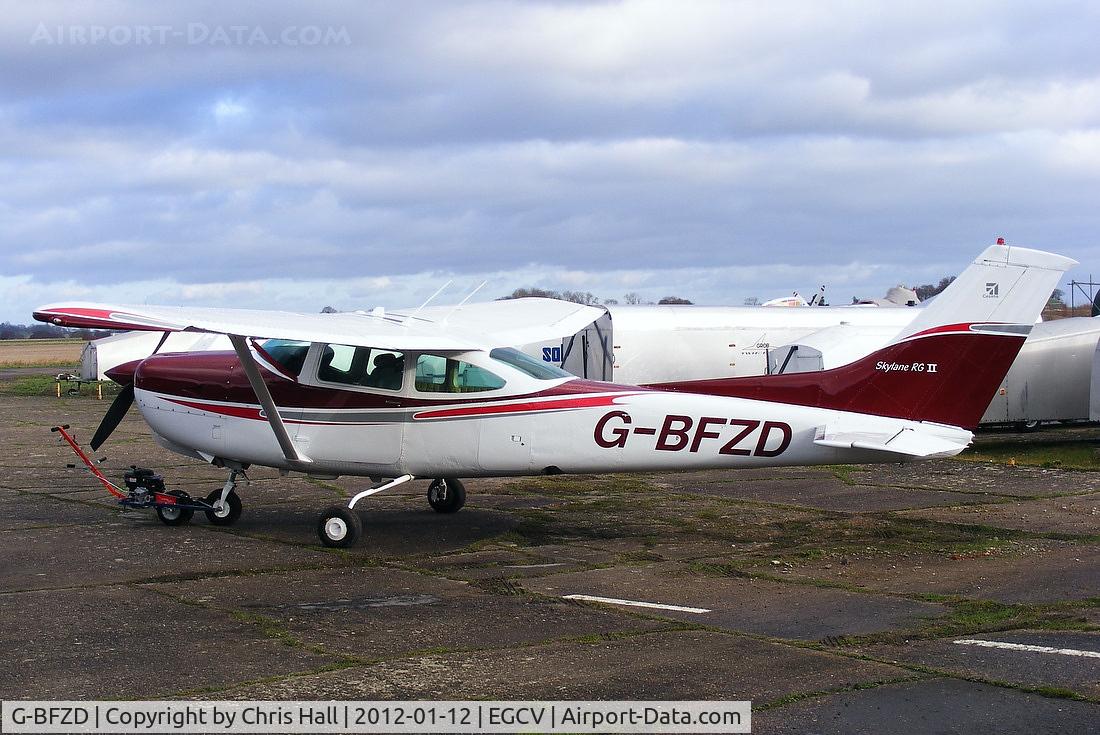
[1,1,1099,321]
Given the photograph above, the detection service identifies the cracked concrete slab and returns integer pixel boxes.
[673,476,985,512]
[851,461,1100,498]
[223,630,915,702]
[898,492,1100,536]
[0,585,336,699]
[858,630,1100,700]
[772,540,1100,604]
[758,677,1099,735]
[521,563,948,640]
[0,520,337,592]
[150,566,666,659]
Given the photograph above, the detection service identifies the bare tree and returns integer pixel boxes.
[914,276,955,301]
[560,290,601,305]
[498,287,563,300]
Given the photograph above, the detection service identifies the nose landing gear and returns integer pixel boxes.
[204,470,245,526]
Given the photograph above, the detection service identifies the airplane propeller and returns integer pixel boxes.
[89,383,135,450]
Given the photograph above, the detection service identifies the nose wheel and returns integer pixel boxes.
[204,488,242,526]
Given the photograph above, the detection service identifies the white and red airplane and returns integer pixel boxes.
[34,244,1072,547]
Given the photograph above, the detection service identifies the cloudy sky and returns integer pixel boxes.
[2,0,1099,321]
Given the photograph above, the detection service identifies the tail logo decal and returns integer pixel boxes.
[984,282,1000,298]
[876,361,939,373]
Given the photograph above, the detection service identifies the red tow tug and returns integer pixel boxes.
[51,424,242,526]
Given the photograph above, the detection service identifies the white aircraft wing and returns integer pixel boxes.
[813,424,972,459]
[401,298,607,349]
[33,302,482,351]
[33,298,607,352]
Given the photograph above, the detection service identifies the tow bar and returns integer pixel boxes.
[51,424,227,526]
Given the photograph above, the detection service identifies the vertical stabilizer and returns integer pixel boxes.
[654,243,1077,429]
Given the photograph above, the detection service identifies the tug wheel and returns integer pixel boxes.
[427,478,466,514]
[157,492,194,526]
[204,489,242,526]
[317,505,362,548]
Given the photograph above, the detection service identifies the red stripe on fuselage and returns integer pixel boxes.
[411,393,638,420]
[904,322,1001,339]
[160,393,639,424]
[166,398,264,420]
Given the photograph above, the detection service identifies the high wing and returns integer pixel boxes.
[33,298,607,352]
[397,299,607,349]
[35,297,606,472]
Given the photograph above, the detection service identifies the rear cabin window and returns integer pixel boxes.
[317,344,404,391]
[261,340,310,378]
[415,354,506,393]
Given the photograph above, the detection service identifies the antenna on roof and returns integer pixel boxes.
[441,281,487,324]
[409,280,453,318]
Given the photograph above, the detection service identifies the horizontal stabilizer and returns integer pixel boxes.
[813,424,971,459]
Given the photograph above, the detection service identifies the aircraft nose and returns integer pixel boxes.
[130,350,240,401]
[104,359,141,386]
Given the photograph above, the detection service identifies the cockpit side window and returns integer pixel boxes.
[317,344,404,391]
[260,339,310,378]
[415,354,506,393]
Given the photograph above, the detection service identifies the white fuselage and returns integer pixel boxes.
[135,383,969,479]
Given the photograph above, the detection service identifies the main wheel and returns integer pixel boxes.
[204,489,242,526]
[317,505,362,548]
[427,478,466,513]
[156,492,194,526]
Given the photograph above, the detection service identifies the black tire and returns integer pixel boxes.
[1014,420,1041,433]
[156,492,194,526]
[427,478,466,513]
[204,489,242,526]
[317,505,362,548]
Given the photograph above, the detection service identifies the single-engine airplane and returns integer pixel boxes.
[34,244,1073,547]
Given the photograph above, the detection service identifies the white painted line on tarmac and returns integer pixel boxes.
[563,594,711,614]
[953,639,1100,658]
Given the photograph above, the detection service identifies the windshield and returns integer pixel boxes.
[489,347,573,380]
[260,339,310,377]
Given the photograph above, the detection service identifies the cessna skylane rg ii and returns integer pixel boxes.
[34,244,1073,547]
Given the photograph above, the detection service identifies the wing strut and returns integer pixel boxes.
[228,334,312,468]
